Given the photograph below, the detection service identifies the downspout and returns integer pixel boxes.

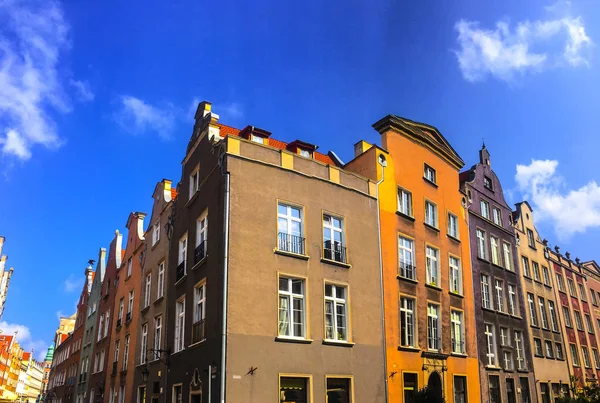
[375,154,389,402]
[219,147,231,403]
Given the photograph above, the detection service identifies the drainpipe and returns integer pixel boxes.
[219,148,231,403]
[375,153,389,402]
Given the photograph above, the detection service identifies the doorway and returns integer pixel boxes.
[427,372,443,402]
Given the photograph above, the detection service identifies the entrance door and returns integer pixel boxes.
[427,372,443,402]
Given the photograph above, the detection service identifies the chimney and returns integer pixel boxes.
[479,142,491,166]
[353,140,372,158]
[126,212,147,241]
[0,236,4,255]
[84,260,94,293]
[163,179,173,202]
[191,101,220,142]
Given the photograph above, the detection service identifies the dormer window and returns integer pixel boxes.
[299,149,311,158]
[251,134,265,144]
[484,176,493,191]
[189,169,199,199]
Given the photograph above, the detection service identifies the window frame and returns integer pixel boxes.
[324,283,349,342]
[447,212,459,239]
[157,261,165,300]
[476,229,487,260]
[425,245,440,286]
[484,323,497,367]
[449,255,462,295]
[397,187,413,217]
[427,303,441,351]
[278,275,307,339]
[450,309,464,354]
[398,235,416,281]
[424,200,438,228]
[277,202,305,255]
[399,296,416,348]
[424,164,436,184]
[174,296,185,353]
[481,274,492,310]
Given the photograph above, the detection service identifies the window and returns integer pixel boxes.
[586,314,594,333]
[481,200,490,219]
[280,377,308,403]
[189,170,199,198]
[127,290,134,316]
[570,344,580,366]
[556,274,566,292]
[527,229,535,248]
[173,385,182,403]
[492,208,502,226]
[144,274,151,308]
[424,164,436,183]
[548,301,558,331]
[591,289,598,306]
[157,262,164,299]
[567,278,577,297]
[532,262,541,282]
[403,373,418,403]
[324,284,348,342]
[425,200,438,228]
[97,315,104,341]
[323,214,345,263]
[278,277,305,338]
[542,266,551,286]
[250,134,264,144]
[506,379,516,403]
[195,211,208,262]
[476,229,486,260]
[138,386,146,403]
[545,340,554,358]
[277,203,304,254]
[490,236,500,265]
[593,348,600,369]
[539,297,549,329]
[540,384,550,403]
[174,297,185,352]
[527,293,538,326]
[481,274,492,309]
[485,324,497,366]
[522,256,531,277]
[556,343,564,360]
[534,338,543,356]
[425,246,439,286]
[126,258,132,277]
[122,335,129,370]
[299,149,311,158]
[563,307,572,327]
[140,324,148,365]
[489,375,500,403]
[448,213,459,238]
[449,257,463,297]
[400,297,415,348]
[152,223,160,246]
[583,346,591,368]
[515,331,526,370]
[427,304,440,351]
[574,311,584,331]
[398,188,413,216]
[508,284,518,316]
[192,282,206,344]
[500,327,510,346]
[484,176,493,190]
[451,310,464,354]
[454,376,467,403]
[503,243,513,271]
[154,316,162,355]
[178,234,187,275]
[326,378,351,403]
[398,236,415,280]
[503,351,514,370]
[520,378,531,403]
[495,280,504,312]
[104,310,110,337]
[578,283,587,301]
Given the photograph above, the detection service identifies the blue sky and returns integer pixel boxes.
[1,0,599,359]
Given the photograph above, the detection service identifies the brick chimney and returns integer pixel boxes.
[353,140,372,158]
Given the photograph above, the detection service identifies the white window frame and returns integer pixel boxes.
[556,274,566,292]
[278,277,306,339]
[426,246,439,286]
[449,256,462,295]
[522,256,531,277]
[174,297,185,352]
[324,283,348,342]
[448,213,459,239]
[574,310,584,331]
[398,236,415,280]
[492,208,502,226]
[189,169,199,199]
[503,242,513,271]
[424,164,436,183]
[427,303,440,351]
[122,335,129,370]
[548,300,558,331]
[154,316,162,357]
[196,210,208,251]
[451,310,464,354]
[508,284,517,316]
[542,266,551,286]
[323,214,344,261]
[157,262,165,299]
[503,351,514,370]
[583,346,591,368]
[481,274,492,309]
[485,324,497,366]
[193,281,207,343]
[586,314,594,334]
[425,200,438,228]
[490,236,500,266]
[500,327,510,346]
[481,200,490,219]
[539,297,549,329]
[178,233,188,273]
[476,229,486,260]
[495,279,504,313]
[152,223,160,246]
[104,310,110,338]
[563,306,572,327]
[398,187,413,217]
[400,297,415,348]
[126,258,132,278]
[127,290,134,315]
[571,344,580,366]
[140,324,148,365]
[515,331,525,370]
[144,274,151,308]
[567,278,576,297]
[528,293,538,326]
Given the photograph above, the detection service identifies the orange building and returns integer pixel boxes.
[345,115,480,403]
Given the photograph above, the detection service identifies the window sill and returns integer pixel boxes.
[322,340,354,348]
[423,177,438,188]
[175,274,187,286]
[449,291,464,299]
[395,211,416,222]
[481,307,495,313]
[274,249,310,260]
[534,354,545,358]
[185,191,200,208]
[275,337,313,344]
[191,255,208,271]
[528,245,537,251]
[451,352,467,358]
[447,234,460,243]
[150,240,160,251]
[485,365,502,371]
[397,346,421,352]
[397,275,418,284]
[188,339,207,349]
[516,369,529,373]
[423,222,440,233]
[534,279,544,285]
[530,324,540,329]
[320,258,351,269]
[491,262,505,270]
[171,349,185,357]
[477,256,490,263]
[425,283,442,291]
[545,356,555,360]
[496,310,509,317]
[154,296,164,305]
[141,306,150,315]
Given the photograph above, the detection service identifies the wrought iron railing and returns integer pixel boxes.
[195,241,206,264]
[323,241,347,263]
[278,232,305,255]
[176,262,186,282]
[192,319,206,344]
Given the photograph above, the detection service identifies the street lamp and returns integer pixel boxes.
[141,366,149,383]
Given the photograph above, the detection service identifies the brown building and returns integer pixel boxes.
[163,102,385,403]
[133,180,176,402]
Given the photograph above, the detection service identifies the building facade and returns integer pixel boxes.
[17,352,44,402]
[163,102,385,403]
[513,202,570,401]
[345,116,481,403]
[461,145,537,403]
[106,212,146,403]
[0,236,14,320]
[0,335,22,402]
[41,345,55,401]
[133,180,176,402]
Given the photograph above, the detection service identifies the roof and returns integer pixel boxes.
[221,123,335,165]
[171,188,178,200]
[22,352,31,360]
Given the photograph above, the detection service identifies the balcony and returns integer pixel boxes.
[176,262,186,282]
[323,241,347,264]
[399,263,417,281]
[194,241,206,264]
[126,312,132,323]
[451,339,465,354]
[116,318,122,328]
[277,233,305,255]
[191,319,206,344]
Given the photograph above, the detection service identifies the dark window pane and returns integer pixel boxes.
[280,377,307,403]
[326,378,350,403]
[489,375,501,403]
[506,378,516,403]
[520,377,531,403]
[454,376,467,403]
[404,373,418,403]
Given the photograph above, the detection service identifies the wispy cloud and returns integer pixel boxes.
[454,1,592,82]
[115,95,176,139]
[515,159,600,239]
[0,0,71,161]
[63,274,82,293]
[69,79,94,102]
[0,321,50,361]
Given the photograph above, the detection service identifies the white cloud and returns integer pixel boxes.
[63,274,82,293]
[69,79,94,102]
[454,2,592,82]
[115,95,175,139]
[0,0,71,161]
[0,321,50,361]
[515,159,600,239]
[221,101,243,119]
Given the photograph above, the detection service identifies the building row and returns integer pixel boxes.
[46,103,600,403]
[0,236,15,321]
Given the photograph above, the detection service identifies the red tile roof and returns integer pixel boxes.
[22,352,31,360]
[219,124,241,137]
[171,188,178,200]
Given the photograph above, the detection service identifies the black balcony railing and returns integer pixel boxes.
[452,339,465,354]
[111,361,117,376]
[278,233,305,255]
[176,262,186,282]
[323,241,347,263]
[399,263,416,280]
[195,241,206,264]
[126,312,132,323]
[116,318,122,328]
[192,319,206,344]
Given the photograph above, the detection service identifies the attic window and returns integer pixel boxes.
[484,176,493,191]
[299,149,311,158]
[251,135,265,144]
